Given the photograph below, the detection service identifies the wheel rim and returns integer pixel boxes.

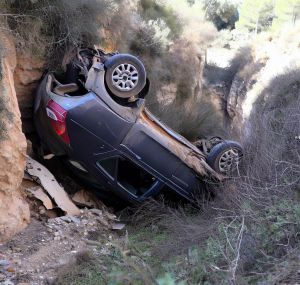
[218,148,243,173]
[111,63,139,92]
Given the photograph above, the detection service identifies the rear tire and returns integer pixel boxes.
[207,141,243,174]
[104,54,146,98]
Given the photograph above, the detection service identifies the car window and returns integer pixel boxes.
[117,157,156,196]
[96,157,117,180]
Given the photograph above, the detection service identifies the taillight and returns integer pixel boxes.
[46,99,70,144]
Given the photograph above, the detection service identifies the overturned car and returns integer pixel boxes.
[34,48,243,205]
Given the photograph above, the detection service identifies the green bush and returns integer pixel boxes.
[203,0,239,30]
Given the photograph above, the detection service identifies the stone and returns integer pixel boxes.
[38,205,46,215]
[0,260,9,267]
[0,273,5,281]
[69,216,80,225]
[6,267,15,273]
[60,216,72,223]
[2,280,14,285]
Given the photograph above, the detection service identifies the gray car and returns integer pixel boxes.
[34,48,243,204]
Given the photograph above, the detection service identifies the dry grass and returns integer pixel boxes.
[115,65,300,285]
[204,67,300,283]
[0,0,113,66]
[238,68,300,203]
[55,251,105,285]
[154,98,226,140]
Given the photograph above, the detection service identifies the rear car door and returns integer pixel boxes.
[95,156,163,202]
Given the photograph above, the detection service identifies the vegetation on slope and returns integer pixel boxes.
[55,64,300,284]
[53,1,300,283]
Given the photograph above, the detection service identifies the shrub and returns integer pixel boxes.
[129,25,164,57]
[203,0,239,30]
[210,67,300,283]
[242,68,300,198]
[0,0,113,66]
[139,0,182,38]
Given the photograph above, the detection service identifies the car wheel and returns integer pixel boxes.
[104,54,146,98]
[207,141,243,174]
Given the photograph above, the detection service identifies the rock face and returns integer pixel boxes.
[0,34,30,242]
[14,53,45,135]
[204,28,300,136]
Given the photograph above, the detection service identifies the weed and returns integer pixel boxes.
[55,251,105,285]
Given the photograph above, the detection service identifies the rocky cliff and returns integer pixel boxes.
[0,34,30,242]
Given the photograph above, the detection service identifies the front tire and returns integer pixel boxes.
[207,141,243,174]
[104,54,146,98]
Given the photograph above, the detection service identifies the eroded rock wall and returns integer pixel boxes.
[14,53,45,135]
[203,27,300,138]
[0,34,30,242]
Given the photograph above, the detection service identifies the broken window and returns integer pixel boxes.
[96,157,117,180]
[117,157,155,196]
[97,157,156,196]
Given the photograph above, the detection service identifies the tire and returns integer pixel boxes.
[104,54,146,98]
[207,141,243,174]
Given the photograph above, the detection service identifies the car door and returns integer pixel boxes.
[95,155,164,202]
[121,120,182,181]
[66,94,135,177]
